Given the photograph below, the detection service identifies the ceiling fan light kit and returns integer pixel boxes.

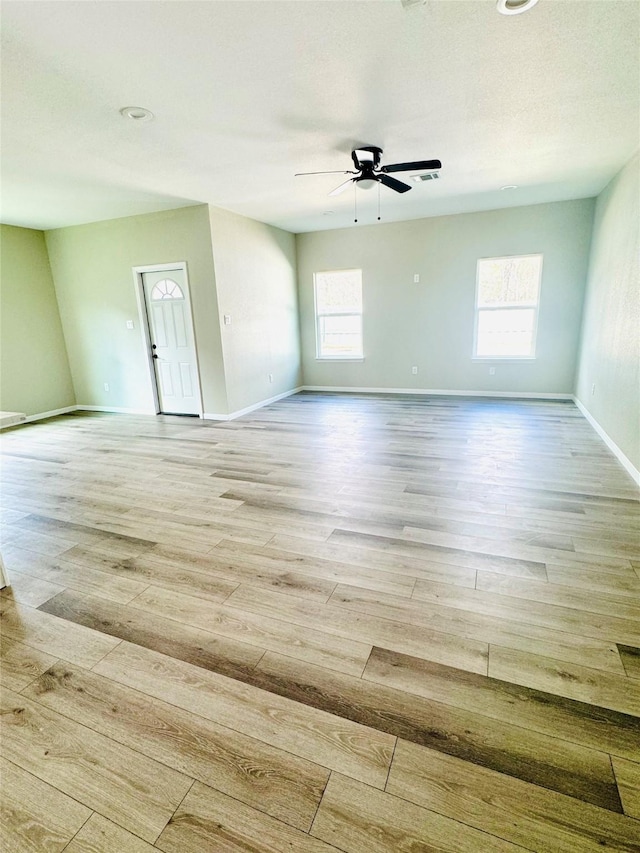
[296,145,442,203]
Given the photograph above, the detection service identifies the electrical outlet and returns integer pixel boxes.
[224,314,232,325]
[413,274,420,283]
[126,320,134,329]
[591,383,596,395]
[268,373,273,383]
[104,383,110,392]
[489,367,496,376]
[411,366,418,375]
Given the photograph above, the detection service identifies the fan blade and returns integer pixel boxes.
[328,178,355,196]
[379,174,411,193]
[295,170,356,176]
[381,159,442,173]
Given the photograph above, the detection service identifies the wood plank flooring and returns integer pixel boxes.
[1,392,639,852]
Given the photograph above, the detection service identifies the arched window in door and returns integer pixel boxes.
[151,279,184,300]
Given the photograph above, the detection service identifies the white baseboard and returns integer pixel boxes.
[77,405,158,416]
[204,387,303,422]
[17,405,78,425]
[302,386,573,400]
[3,404,160,427]
[573,396,640,486]
[4,391,302,428]
[0,411,27,429]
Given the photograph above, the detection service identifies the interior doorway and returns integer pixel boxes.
[133,263,203,416]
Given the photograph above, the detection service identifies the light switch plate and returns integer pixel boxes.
[126,320,134,329]
[224,314,232,325]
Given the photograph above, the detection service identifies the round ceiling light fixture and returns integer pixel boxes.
[357,178,378,190]
[120,106,154,122]
[496,0,539,15]
[500,184,519,190]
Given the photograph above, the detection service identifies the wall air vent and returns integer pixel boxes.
[412,172,440,183]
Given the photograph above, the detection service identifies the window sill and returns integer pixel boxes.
[315,357,364,362]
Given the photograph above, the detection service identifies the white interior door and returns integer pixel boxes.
[142,269,201,415]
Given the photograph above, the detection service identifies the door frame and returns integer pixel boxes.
[132,261,204,417]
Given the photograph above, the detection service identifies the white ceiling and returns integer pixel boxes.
[1,0,638,233]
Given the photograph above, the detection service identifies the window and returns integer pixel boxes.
[474,254,542,358]
[151,279,184,300]
[314,269,363,359]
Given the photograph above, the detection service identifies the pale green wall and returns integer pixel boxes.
[209,206,301,414]
[0,224,75,416]
[45,205,228,414]
[296,199,594,395]
[575,153,640,473]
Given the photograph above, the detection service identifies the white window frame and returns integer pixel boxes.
[314,269,364,361]
[472,253,543,361]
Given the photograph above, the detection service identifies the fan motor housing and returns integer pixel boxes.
[352,146,383,171]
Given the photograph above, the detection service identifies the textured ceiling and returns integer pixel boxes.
[1,0,638,233]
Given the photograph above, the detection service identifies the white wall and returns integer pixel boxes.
[46,205,228,414]
[209,206,301,414]
[575,152,640,475]
[296,199,595,395]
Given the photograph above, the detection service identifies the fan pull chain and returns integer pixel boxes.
[377,183,381,221]
[354,184,358,223]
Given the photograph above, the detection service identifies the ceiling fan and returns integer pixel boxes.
[295,146,442,196]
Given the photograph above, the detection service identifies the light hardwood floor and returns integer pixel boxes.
[1,392,639,852]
